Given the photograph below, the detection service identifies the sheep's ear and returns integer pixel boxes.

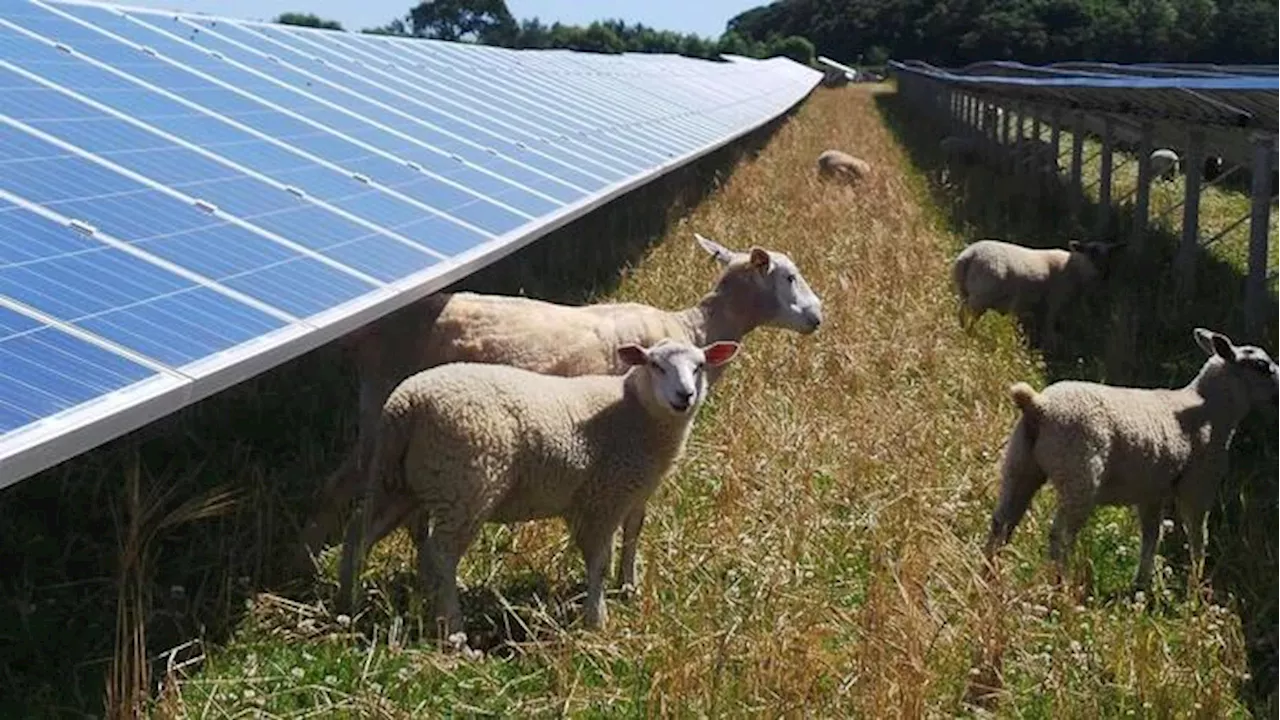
[1067,240,1082,252]
[1194,328,1235,360]
[695,233,733,265]
[702,341,740,367]
[749,247,771,272]
[617,344,649,366]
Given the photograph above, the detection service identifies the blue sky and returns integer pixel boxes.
[107,0,762,38]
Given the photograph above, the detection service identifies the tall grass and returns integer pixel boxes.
[0,85,1269,717]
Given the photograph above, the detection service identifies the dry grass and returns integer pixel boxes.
[143,86,1258,717]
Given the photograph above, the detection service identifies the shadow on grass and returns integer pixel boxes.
[0,104,802,718]
[874,89,1279,715]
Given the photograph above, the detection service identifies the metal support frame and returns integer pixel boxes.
[1098,118,1114,234]
[1131,122,1155,254]
[1245,134,1276,334]
[1176,130,1205,291]
[1069,112,1085,217]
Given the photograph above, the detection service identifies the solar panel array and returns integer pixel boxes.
[0,0,821,487]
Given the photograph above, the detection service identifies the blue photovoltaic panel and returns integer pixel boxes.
[0,0,822,486]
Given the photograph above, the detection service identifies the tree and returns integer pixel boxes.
[274,12,343,31]
[766,35,816,65]
[406,0,516,42]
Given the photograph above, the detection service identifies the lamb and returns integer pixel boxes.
[1151,148,1180,181]
[303,233,824,584]
[816,149,871,184]
[336,338,742,632]
[951,238,1122,348]
[983,328,1278,589]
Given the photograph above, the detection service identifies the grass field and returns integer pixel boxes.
[0,84,1274,718]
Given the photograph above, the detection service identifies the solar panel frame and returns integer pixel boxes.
[0,0,820,486]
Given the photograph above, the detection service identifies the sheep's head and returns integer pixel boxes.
[618,339,739,416]
[696,233,824,335]
[1068,240,1124,281]
[1194,328,1279,409]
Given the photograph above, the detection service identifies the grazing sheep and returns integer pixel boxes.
[939,135,981,184]
[984,328,1278,589]
[951,238,1122,347]
[1151,148,1180,181]
[1010,138,1060,177]
[817,149,871,184]
[1202,155,1224,183]
[303,233,824,587]
[336,339,742,632]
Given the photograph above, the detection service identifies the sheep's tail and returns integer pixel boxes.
[952,252,972,300]
[336,391,417,614]
[1008,382,1042,439]
[984,384,1048,561]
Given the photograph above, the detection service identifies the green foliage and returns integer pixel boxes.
[273,12,343,30]
[766,34,815,65]
[404,0,516,41]
[727,0,1278,66]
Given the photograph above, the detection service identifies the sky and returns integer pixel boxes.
[103,0,763,38]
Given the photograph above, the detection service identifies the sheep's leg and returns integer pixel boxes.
[335,482,415,615]
[1178,501,1209,590]
[574,520,618,630]
[983,421,1046,561]
[616,505,646,592]
[1047,499,1091,587]
[424,518,480,639]
[1133,501,1164,590]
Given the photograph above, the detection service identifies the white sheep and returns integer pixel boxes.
[1151,148,1180,181]
[336,338,742,632]
[816,149,872,184]
[304,233,823,588]
[984,328,1278,589]
[951,238,1121,348]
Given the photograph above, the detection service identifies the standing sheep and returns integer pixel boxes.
[817,149,872,184]
[303,233,824,586]
[1151,148,1181,181]
[336,338,742,632]
[951,238,1122,348]
[1010,138,1060,178]
[939,135,980,185]
[984,328,1278,589]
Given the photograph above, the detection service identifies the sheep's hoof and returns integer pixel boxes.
[618,582,637,601]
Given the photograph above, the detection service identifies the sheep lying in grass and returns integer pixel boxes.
[984,328,1278,589]
[304,233,824,587]
[336,339,741,632]
[951,238,1122,348]
[1151,148,1180,181]
[817,149,871,184]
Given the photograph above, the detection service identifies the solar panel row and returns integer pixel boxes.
[0,0,821,486]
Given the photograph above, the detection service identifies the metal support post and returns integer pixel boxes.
[1098,118,1114,234]
[1069,113,1085,218]
[1176,130,1205,292]
[1245,134,1276,334]
[1131,122,1155,254]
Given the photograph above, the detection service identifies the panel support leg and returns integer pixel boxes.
[1176,130,1205,296]
[1245,134,1276,335]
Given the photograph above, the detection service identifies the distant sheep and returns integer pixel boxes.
[817,149,871,184]
[939,135,981,184]
[303,233,824,585]
[984,328,1278,589]
[951,238,1122,348]
[1151,148,1180,181]
[1202,155,1224,182]
[336,339,742,632]
[1010,138,1059,177]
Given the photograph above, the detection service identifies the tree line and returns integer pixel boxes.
[725,0,1277,67]
[274,2,817,65]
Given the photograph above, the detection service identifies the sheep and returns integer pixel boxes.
[302,232,824,585]
[1151,148,1180,181]
[951,238,1122,348]
[335,338,742,633]
[938,135,980,185]
[983,328,1278,590]
[1202,155,1224,183]
[816,149,871,184]
[1010,138,1059,177]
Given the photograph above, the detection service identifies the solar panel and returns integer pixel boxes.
[0,0,821,486]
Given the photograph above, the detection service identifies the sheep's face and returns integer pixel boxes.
[1068,240,1124,281]
[618,340,739,416]
[1195,328,1279,408]
[696,233,824,334]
